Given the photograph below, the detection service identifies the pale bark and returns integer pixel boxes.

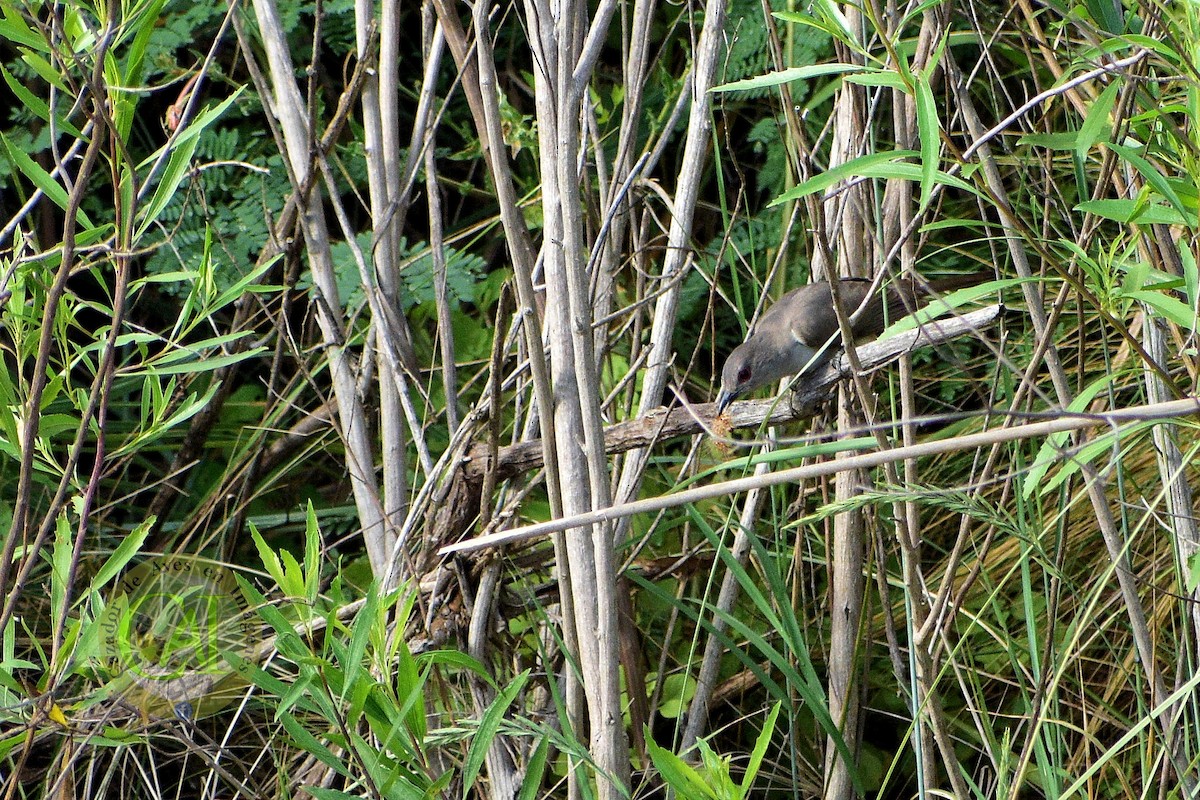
[247,0,391,576]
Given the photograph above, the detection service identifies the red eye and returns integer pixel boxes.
[737,366,752,384]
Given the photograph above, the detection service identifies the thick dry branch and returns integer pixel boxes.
[462,305,1002,484]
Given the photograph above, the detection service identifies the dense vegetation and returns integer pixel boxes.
[1,0,1198,797]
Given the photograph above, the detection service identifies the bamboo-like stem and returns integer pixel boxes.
[355,0,411,588]
[824,9,869,796]
[524,0,630,785]
[246,0,389,575]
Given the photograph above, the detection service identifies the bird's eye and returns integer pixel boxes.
[737,366,752,384]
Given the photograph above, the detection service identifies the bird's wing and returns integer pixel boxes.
[772,280,883,346]
[766,273,991,348]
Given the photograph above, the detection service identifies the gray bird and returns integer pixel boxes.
[716,273,989,413]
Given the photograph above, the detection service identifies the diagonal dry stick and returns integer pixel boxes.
[443,391,1200,555]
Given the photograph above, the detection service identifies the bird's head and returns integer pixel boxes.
[717,342,765,414]
[717,334,823,414]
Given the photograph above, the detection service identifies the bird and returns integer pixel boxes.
[716,272,990,413]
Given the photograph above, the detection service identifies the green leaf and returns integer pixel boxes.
[878,276,1026,337]
[914,70,940,211]
[1183,246,1198,311]
[686,437,876,487]
[646,731,718,800]
[844,71,907,89]
[88,519,153,592]
[1077,80,1119,155]
[771,151,980,207]
[280,711,350,777]
[141,346,268,375]
[1107,141,1188,218]
[50,514,72,638]
[712,63,863,93]
[740,703,781,796]
[304,501,320,602]
[1187,551,1200,594]
[771,150,916,202]
[1024,374,1115,499]
[124,0,167,85]
[135,132,202,240]
[0,64,84,138]
[1125,289,1198,330]
[1075,198,1189,226]
[394,623,427,742]
[341,587,377,707]
[1039,421,1151,498]
[248,521,286,590]
[137,90,245,238]
[0,4,47,51]
[518,737,550,800]
[0,132,94,229]
[304,789,366,800]
[462,671,530,798]
[1019,132,1087,151]
[21,51,68,92]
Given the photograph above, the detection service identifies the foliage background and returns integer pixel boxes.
[0,0,1198,797]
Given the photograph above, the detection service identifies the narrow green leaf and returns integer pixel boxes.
[1107,141,1188,217]
[772,152,979,207]
[462,671,530,798]
[1039,422,1151,498]
[1019,132,1086,151]
[88,519,153,591]
[0,132,93,228]
[50,514,72,638]
[1075,198,1188,225]
[138,89,244,171]
[248,521,286,590]
[1077,80,1119,155]
[740,703,781,796]
[1125,289,1198,330]
[125,0,167,85]
[1023,374,1112,498]
[305,789,367,800]
[518,737,550,800]
[341,587,378,706]
[712,63,863,94]
[879,277,1027,337]
[135,133,200,239]
[806,0,857,46]
[0,64,83,138]
[0,5,47,51]
[210,255,283,314]
[646,732,718,799]
[21,51,68,92]
[140,346,268,375]
[771,150,919,204]
[394,628,427,742]
[914,71,940,211]
[681,437,877,489]
[278,549,306,599]
[1182,246,1198,311]
[279,711,349,776]
[304,501,320,602]
[844,72,908,89]
[136,91,244,238]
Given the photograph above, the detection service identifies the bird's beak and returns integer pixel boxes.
[716,389,736,415]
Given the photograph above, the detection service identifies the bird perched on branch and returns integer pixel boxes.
[716,272,991,413]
